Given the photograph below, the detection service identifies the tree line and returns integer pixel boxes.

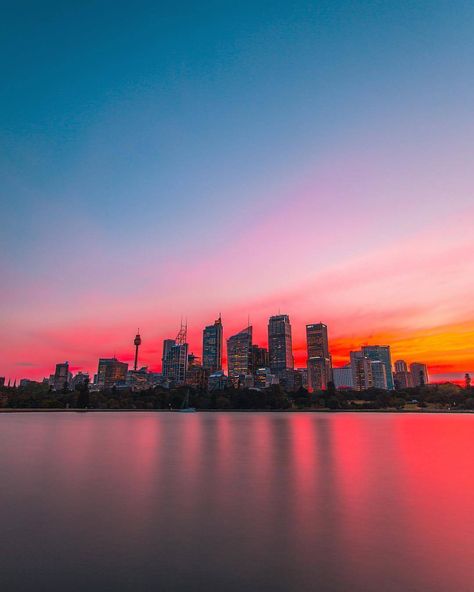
[1,380,474,411]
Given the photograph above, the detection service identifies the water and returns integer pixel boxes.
[0,412,473,591]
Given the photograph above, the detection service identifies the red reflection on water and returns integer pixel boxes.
[393,415,474,589]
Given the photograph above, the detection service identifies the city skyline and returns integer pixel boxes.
[0,313,463,386]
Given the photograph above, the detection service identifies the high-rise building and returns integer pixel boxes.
[97,358,128,389]
[350,351,373,390]
[306,323,330,358]
[250,345,269,374]
[362,345,394,389]
[394,370,413,389]
[410,362,429,386]
[227,326,253,378]
[333,365,354,389]
[268,315,294,375]
[394,359,408,373]
[53,362,70,391]
[162,339,176,369]
[162,323,189,385]
[163,343,188,385]
[371,360,388,389]
[307,357,331,391]
[306,323,332,390]
[202,316,223,373]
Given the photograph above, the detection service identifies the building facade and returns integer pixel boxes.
[202,316,223,373]
[306,323,332,391]
[268,315,294,375]
[250,345,269,374]
[227,326,253,379]
[333,365,354,389]
[362,345,394,389]
[350,351,373,390]
[370,360,388,389]
[162,342,188,385]
[410,362,429,386]
[52,362,71,391]
[97,358,128,389]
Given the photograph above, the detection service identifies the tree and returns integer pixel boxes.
[76,378,90,408]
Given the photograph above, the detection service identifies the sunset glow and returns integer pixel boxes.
[1,2,473,382]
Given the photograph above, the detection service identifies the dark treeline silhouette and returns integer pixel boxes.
[1,381,474,411]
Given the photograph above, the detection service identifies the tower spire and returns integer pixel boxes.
[133,329,142,371]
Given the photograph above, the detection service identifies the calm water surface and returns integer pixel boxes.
[1,412,473,591]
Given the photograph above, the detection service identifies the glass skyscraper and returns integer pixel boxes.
[227,326,253,378]
[306,323,332,390]
[268,315,294,375]
[202,316,223,373]
[361,345,394,389]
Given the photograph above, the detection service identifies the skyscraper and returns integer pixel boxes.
[250,345,269,374]
[333,365,354,389]
[307,356,330,391]
[394,359,412,389]
[306,323,332,391]
[410,362,429,386]
[394,359,408,373]
[268,315,294,375]
[227,326,253,379]
[162,339,176,369]
[202,316,223,373]
[162,323,188,385]
[350,351,373,390]
[371,360,388,389]
[362,345,394,390]
[97,358,128,389]
[53,362,70,391]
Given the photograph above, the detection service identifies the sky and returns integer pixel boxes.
[1,0,473,382]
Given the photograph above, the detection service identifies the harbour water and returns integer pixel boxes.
[1,412,473,591]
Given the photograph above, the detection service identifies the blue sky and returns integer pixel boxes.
[1,1,474,379]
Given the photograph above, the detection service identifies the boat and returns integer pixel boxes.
[179,390,196,413]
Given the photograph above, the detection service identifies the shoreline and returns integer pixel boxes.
[0,408,472,414]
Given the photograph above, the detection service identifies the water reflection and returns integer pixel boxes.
[0,412,473,591]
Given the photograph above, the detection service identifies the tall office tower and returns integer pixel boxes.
[306,323,332,390]
[227,326,253,378]
[307,356,331,391]
[163,323,189,385]
[268,314,294,375]
[97,358,128,389]
[394,370,413,389]
[410,362,429,386]
[202,316,223,373]
[394,359,408,373]
[162,339,176,369]
[371,360,388,389]
[333,365,354,389]
[250,345,269,373]
[133,330,142,371]
[350,351,373,390]
[53,362,70,391]
[362,345,394,389]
